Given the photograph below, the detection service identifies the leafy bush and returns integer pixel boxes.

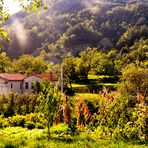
[0,93,39,117]
[68,122,78,136]
[50,122,78,136]
[25,121,35,129]
[118,64,148,97]
[0,113,46,129]
[91,126,111,140]
[36,123,45,129]
[8,115,25,127]
[91,91,147,142]
[50,123,69,135]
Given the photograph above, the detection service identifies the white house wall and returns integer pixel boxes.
[23,76,41,93]
[0,78,23,94]
[8,81,23,94]
[0,78,9,94]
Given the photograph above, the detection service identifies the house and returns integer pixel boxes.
[0,73,57,95]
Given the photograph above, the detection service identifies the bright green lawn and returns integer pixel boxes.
[71,83,117,89]
[88,75,110,80]
[0,127,147,148]
[98,83,118,87]
[71,83,87,88]
[71,75,118,90]
[76,93,99,99]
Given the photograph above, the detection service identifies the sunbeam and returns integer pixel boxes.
[11,19,30,49]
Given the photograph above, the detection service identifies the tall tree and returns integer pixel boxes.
[11,55,47,74]
[0,52,11,72]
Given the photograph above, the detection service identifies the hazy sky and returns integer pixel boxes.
[3,0,29,14]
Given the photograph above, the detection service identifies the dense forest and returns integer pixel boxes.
[1,0,148,60]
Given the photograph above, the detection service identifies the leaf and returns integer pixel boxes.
[44,6,47,10]
[4,14,10,21]
[1,31,7,38]
[0,44,3,50]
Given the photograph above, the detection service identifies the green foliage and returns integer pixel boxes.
[0,9,10,49]
[11,54,48,74]
[37,80,60,137]
[36,122,45,129]
[50,123,69,135]
[118,64,148,96]
[64,24,101,47]
[1,0,147,59]
[63,57,77,88]
[0,52,11,72]
[0,113,46,129]
[76,47,100,79]
[25,121,35,129]
[8,115,25,127]
[0,90,147,142]
[122,38,148,65]
[0,93,40,117]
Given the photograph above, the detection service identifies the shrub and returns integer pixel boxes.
[118,64,148,97]
[0,113,46,128]
[25,121,35,129]
[8,115,25,127]
[93,90,147,142]
[50,123,69,135]
[68,121,78,136]
[36,123,45,129]
[0,93,38,117]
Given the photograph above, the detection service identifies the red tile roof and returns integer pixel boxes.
[0,73,57,81]
[0,74,27,81]
[33,74,57,81]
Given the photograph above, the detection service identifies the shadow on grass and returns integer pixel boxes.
[47,135,95,144]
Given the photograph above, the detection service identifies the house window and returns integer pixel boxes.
[20,83,22,89]
[11,83,13,88]
[25,82,29,89]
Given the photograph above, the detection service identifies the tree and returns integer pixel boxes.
[117,25,148,49]
[0,1,10,49]
[11,55,47,74]
[94,50,118,75]
[11,55,34,74]
[0,52,11,72]
[37,79,60,137]
[118,64,148,97]
[76,47,100,79]
[123,38,148,65]
[32,56,48,74]
[64,24,101,47]
[63,57,77,89]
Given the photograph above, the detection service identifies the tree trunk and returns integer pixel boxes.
[47,121,51,138]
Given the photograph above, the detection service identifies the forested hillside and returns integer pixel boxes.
[1,0,148,60]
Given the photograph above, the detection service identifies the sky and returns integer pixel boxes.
[3,0,29,14]
[2,1,31,49]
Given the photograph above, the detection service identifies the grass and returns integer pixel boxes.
[76,93,99,99]
[98,83,118,87]
[88,75,111,80]
[0,127,147,148]
[71,75,118,93]
[71,84,87,89]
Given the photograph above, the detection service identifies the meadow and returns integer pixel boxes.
[0,127,147,148]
